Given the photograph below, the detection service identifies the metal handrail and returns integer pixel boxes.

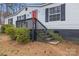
[35,18,48,33]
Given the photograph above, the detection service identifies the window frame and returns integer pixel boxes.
[17,14,26,21]
[17,16,21,21]
[48,6,61,21]
[8,18,13,25]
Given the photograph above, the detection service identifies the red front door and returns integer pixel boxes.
[32,10,38,23]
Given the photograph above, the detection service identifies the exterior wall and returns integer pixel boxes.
[53,29,79,41]
[38,3,64,29]
[4,3,79,41]
[65,3,79,29]
[5,3,79,29]
[5,15,17,27]
[4,7,40,27]
[36,21,46,29]
[37,3,79,40]
[27,20,33,29]
[38,3,79,29]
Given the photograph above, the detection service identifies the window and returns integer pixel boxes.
[50,15,53,21]
[50,8,53,14]
[8,18,13,25]
[57,14,60,20]
[45,4,65,22]
[49,6,61,14]
[17,14,26,20]
[22,14,26,20]
[16,21,20,27]
[49,6,61,21]
[17,16,21,21]
[49,14,60,21]
[16,21,28,28]
[57,6,61,13]
[21,21,28,28]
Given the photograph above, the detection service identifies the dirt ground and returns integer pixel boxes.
[0,34,79,56]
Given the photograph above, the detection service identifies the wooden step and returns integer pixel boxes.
[48,41,60,45]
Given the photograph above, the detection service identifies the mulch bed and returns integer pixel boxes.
[0,34,79,56]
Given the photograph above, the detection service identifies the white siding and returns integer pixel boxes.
[38,3,79,29]
[5,15,17,27]
[65,3,79,29]
[4,7,40,27]
[38,3,65,29]
[4,3,79,29]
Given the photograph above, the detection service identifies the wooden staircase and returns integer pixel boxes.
[36,19,53,42]
[37,29,52,41]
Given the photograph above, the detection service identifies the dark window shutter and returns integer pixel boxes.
[17,16,18,20]
[25,8,27,11]
[61,4,65,21]
[24,14,26,19]
[45,8,48,22]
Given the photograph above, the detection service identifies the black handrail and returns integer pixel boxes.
[16,18,52,40]
[36,19,47,31]
[35,18,52,36]
[35,18,48,33]
[16,18,48,33]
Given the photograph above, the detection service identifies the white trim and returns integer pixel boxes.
[48,5,61,22]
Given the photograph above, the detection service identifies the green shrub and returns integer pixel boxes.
[1,24,14,33]
[50,32,63,41]
[15,28,30,44]
[5,27,16,40]
[1,24,31,44]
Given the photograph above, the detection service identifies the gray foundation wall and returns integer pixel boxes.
[52,29,79,41]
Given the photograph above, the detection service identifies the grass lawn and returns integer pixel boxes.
[0,34,79,56]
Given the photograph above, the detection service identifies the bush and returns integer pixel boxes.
[15,28,30,44]
[50,32,63,41]
[1,24,31,44]
[5,27,16,40]
[1,24,14,33]
[1,24,16,40]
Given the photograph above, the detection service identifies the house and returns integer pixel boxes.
[4,3,79,40]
